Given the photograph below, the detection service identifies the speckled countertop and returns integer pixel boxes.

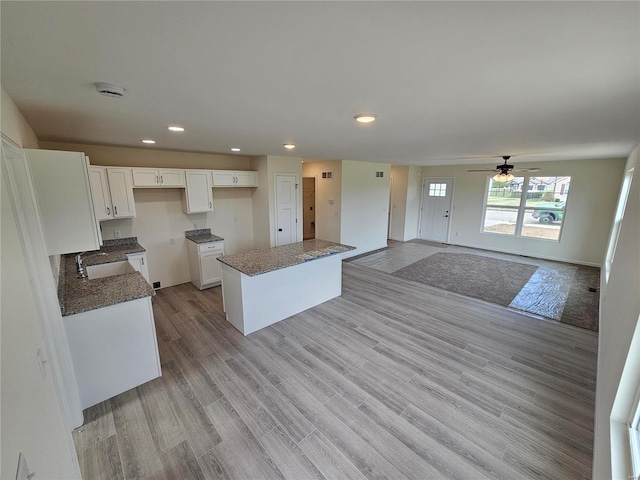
[185,228,224,244]
[218,239,355,277]
[58,237,154,316]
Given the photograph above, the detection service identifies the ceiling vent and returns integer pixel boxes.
[94,82,125,98]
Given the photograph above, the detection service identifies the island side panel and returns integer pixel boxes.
[220,263,245,333]
[238,254,342,335]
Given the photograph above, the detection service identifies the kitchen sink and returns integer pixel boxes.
[86,261,135,279]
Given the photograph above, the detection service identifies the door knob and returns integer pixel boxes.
[278,228,283,232]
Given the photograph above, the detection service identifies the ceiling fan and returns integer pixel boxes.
[467,156,540,182]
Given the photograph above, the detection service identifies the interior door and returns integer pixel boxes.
[275,174,298,246]
[419,178,453,242]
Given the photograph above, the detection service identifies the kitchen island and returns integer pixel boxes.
[218,239,355,335]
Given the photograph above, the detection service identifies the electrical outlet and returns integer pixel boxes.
[169,238,176,245]
[114,230,121,239]
[194,223,198,229]
[233,216,237,223]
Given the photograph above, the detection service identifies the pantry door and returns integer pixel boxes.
[275,174,299,246]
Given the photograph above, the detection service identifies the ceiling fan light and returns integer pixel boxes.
[493,172,514,182]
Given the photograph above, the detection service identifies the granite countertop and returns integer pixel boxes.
[58,237,154,316]
[185,228,224,244]
[218,239,355,277]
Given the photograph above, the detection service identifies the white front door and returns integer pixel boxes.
[275,174,298,246]
[419,177,453,243]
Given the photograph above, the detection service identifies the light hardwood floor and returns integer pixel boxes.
[74,262,597,479]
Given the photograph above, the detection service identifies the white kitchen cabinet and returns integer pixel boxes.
[63,296,161,409]
[132,168,185,187]
[187,240,224,289]
[25,149,102,255]
[89,166,114,221]
[212,170,258,187]
[182,170,213,213]
[106,168,136,218]
[126,252,150,284]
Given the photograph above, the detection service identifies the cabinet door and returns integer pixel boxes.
[183,170,213,213]
[25,149,102,255]
[131,168,160,187]
[200,252,222,285]
[126,253,150,284]
[211,170,236,187]
[235,171,258,187]
[89,166,113,221]
[158,169,185,187]
[106,168,136,218]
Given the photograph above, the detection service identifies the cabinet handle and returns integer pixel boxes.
[106,206,110,216]
[160,175,164,184]
[156,175,159,184]
[114,205,118,215]
[209,201,212,209]
[141,257,144,265]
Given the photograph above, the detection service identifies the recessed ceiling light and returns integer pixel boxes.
[168,126,185,132]
[354,113,377,124]
[283,144,296,150]
[142,139,156,144]
[230,148,241,152]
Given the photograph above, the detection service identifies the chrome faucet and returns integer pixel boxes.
[76,251,107,278]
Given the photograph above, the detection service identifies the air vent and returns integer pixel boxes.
[376,171,384,178]
[322,172,332,179]
[94,82,125,98]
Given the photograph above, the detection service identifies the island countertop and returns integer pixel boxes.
[217,239,355,277]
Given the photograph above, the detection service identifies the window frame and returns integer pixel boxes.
[629,382,640,479]
[481,174,571,242]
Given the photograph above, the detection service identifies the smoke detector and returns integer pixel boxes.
[94,82,125,98]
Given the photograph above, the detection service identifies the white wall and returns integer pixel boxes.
[302,160,342,243]
[593,143,640,479]
[340,160,391,258]
[1,87,80,479]
[42,142,256,288]
[422,157,625,265]
[389,166,409,241]
[404,165,423,241]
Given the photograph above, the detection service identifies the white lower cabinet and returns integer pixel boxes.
[64,296,161,409]
[187,240,224,289]
[126,252,150,284]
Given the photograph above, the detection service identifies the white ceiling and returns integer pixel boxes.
[2,1,638,166]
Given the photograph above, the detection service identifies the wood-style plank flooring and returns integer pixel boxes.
[73,262,597,479]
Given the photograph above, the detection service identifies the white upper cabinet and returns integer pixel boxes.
[25,149,102,255]
[183,170,213,214]
[132,168,185,188]
[212,170,258,187]
[106,168,136,218]
[89,166,113,221]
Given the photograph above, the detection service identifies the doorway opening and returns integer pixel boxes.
[303,177,316,240]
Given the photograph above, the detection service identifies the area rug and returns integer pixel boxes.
[392,252,538,306]
[560,265,601,331]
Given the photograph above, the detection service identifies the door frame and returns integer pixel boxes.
[273,172,301,246]
[302,175,317,240]
[418,176,454,243]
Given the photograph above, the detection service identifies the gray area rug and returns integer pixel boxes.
[392,252,538,306]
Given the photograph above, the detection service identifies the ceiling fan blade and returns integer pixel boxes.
[514,168,541,172]
[466,168,499,172]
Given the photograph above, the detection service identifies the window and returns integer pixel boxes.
[482,176,571,241]
[428,183,447,197]
[605,168,633,283]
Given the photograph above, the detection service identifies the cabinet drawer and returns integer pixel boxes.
[198,242,224,253]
